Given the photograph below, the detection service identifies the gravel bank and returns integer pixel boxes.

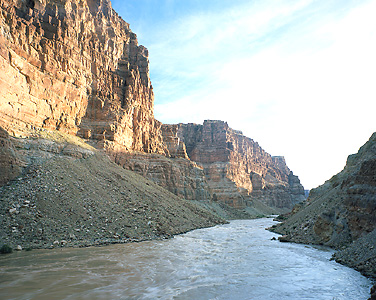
[0,133,226,250]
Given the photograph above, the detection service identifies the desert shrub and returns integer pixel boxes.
[0,244,13,254]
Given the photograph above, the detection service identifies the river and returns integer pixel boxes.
[0,219,372,299]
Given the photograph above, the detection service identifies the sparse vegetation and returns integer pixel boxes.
[0,244,13,254]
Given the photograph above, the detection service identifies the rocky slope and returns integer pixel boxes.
[0,0,305,214]
[0,128,225,250]
[271,132,376,287]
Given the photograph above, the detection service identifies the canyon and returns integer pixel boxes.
[0,0,375,298]
[112,120,306,214]
[0,0,305,217]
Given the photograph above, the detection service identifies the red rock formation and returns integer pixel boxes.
[0,0,305,212]
[160,124,188,159]
[0,0,164,153]
[167,120,306,209]
[111,151,212,201]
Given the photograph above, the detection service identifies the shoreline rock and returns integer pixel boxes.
[270,133,376,298]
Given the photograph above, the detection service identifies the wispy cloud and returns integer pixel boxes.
[113,0,376,189]
[149,0,317,105]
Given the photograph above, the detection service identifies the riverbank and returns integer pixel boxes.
[271,222,376,299]
[0,219,372,300]
[0,131,226,251]
[269,132,376,299]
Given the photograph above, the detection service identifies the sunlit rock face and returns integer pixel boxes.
[166,120,306,209]
[0,0,164,153]
[0,0,305,210]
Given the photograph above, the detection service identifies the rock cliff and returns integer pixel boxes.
[171,120,305,210]
[0,0,305,217]
[0,0,164,152]
[0,127,24,185]
[0,0,227,250]
[115,120,305,213]
[112,151,212,201]
[271,132,376,281]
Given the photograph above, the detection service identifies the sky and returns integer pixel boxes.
[111,0,376,190]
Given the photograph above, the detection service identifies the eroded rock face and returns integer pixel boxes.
[0,0,164,153]
[109,151,212,201]
[272,132,376,248]
[164,120,305,209]
[0,127,24,186]
[160,124,188,159]
[0,0,304,212]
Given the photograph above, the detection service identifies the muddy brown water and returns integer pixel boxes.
[0,219,372,299]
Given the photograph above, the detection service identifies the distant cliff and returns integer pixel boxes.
[119,120,306,212]
[173,121,305,210]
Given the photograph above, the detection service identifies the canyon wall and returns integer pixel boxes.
[111,151,212,201]
[173,120,305,209]
[116,120,305,211]
[0,0,305,213]
[0,0,164,153]
[271,132,376,283]
[272,132,376,248]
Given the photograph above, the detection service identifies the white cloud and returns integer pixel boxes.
[150,0,376,189]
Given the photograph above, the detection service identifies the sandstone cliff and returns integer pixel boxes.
[0,0,305,218]
[0,0,228,250]
[0,0,164,153]
[271,132,376,281]
[173,120,305,210]
[115,120,305,213]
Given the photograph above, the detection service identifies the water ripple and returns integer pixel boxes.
[0,219,372,300]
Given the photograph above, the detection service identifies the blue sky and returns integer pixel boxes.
[111,0,376,190]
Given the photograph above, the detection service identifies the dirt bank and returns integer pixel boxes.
[0,130,226,250]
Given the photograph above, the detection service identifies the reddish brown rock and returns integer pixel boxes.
[0,0,305,214]
[160,124,188,159]
[111,151,212,201]
[169,120,305,210]
[0,0,164,153]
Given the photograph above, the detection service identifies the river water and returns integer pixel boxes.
[0,219,372,300]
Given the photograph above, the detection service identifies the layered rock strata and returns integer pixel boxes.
[0,0,164,153]
[164,120,306,210]
[0,0,305,215]
[111,151,212,201]
[272,132,376,247]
